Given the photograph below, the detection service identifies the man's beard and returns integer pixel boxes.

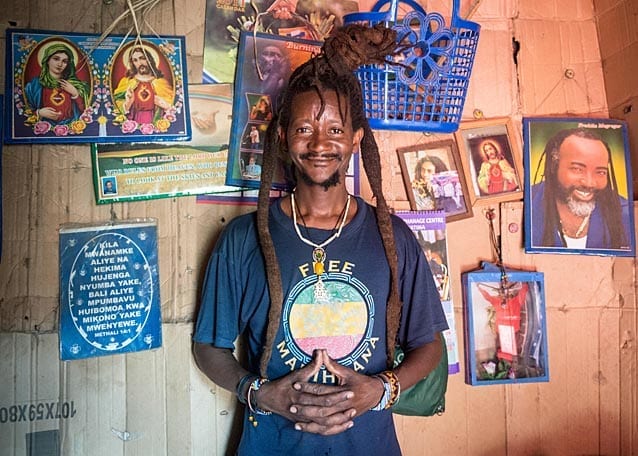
[298,170,341,191]
[558,185,597,217]
[137,64,150,75]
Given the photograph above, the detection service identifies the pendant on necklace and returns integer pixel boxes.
[312,247,326,275]
[314,276,328,302]
[312,247,328,302]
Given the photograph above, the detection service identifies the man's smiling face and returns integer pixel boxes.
[284,89,362,190]
[555,134,609,216]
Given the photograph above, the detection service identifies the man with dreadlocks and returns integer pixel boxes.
[530,127,631,250]
[193,24,447,455]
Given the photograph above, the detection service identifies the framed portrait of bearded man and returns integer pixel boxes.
[523,117,635,257]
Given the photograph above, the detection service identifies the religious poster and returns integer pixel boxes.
[202,0,364,83]
[396,210,460,374]
[523,117,635,257]
[93,84,243,203]
[5,28,190,144]
[59,220,161,360]
[226,31,322,190]
[462,262,549,386]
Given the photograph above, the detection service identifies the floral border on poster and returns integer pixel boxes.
[5,28,190,144]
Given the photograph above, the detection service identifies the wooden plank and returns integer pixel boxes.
[28,0,103,33]
[0,334,21,455]
[63,351,127,455]
[123,346,167,455]
[164,323,194,455]
[190,352,220,455]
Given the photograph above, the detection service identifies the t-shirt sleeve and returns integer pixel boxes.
[193,247,240,349]
[392,216,449,352]
[193,215,264,349]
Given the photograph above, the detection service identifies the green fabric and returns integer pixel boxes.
[391,333,448,416]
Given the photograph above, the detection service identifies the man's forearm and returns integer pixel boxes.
[192,342,249,393]
[393,334,443,390]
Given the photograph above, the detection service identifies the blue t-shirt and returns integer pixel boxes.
[194,197,447,456]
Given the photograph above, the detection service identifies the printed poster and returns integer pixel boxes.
[523,116,635,257]
[202,0,363,83]
[59,220,162,360]
[92,83,243,203]
[396,210,460,374]
[226,31,322,190]
[5,28,190,144]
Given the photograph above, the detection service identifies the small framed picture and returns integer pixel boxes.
[454,117,523,206]
[523,117,635,257]
[397,139,473,222]
[462,263,549,386]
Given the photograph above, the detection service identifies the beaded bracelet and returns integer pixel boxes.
[370,375,391,411]
[246,377,272,427]
[378,370,401,409]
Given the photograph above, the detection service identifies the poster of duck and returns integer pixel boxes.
[4,28,191,144]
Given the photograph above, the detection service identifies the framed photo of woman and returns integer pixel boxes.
[455,117,523,206]
[397,139,473,222]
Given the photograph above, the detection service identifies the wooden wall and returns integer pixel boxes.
[0,0,636,455]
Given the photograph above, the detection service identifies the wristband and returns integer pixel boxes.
[246,377,272,427]
[378,370,401,409]
[235,374,257,405]
[370,375,391,411]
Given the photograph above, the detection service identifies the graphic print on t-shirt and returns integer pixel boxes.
[282,271,376,369]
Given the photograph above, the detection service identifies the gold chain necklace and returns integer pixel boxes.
[290,192,351,302]
[560,213,590,238]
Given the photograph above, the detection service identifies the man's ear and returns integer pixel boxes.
[353,127,364,151]
[278,125,285,143]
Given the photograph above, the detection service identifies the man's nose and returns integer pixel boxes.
[581,172,597,188]
[308,131,329,151]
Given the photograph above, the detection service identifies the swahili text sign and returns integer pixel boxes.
[59,220,161,360]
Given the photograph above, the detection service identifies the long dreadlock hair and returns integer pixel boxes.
[537,128,626,248]
[256,24,403,376]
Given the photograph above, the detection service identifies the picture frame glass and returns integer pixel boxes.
[468,278,548,384]
[455,118,523,206]
[523,117,635,257]
[397,140,472,221]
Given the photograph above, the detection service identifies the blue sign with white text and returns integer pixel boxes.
[59,221,161,360]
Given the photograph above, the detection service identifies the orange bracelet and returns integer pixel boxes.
[379,370,401,409]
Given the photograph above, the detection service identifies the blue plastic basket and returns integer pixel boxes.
[343,0,480,133]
